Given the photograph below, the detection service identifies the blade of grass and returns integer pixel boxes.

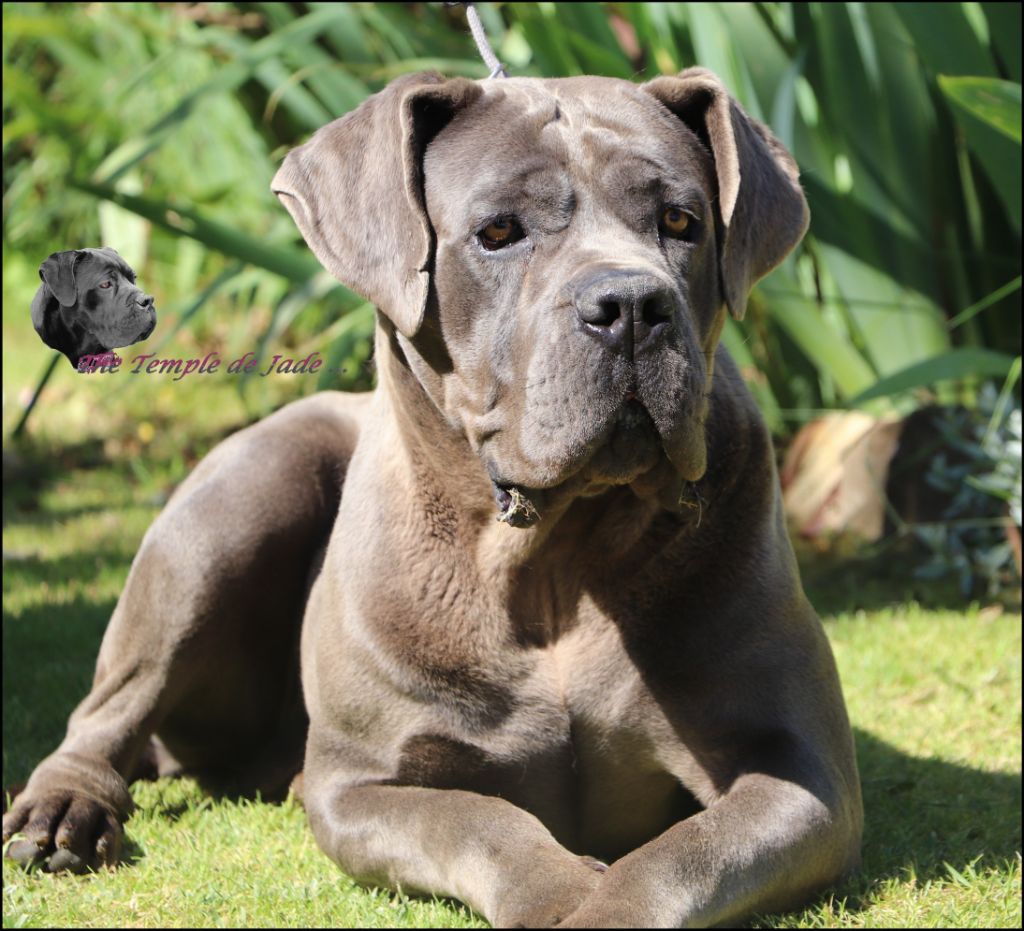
[948,275,1023,330]
[982,356,1022,447]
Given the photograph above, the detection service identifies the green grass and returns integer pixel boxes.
[2,435,1021,928]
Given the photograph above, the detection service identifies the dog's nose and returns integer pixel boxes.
[140,294,155,309]
[574,269,675,357]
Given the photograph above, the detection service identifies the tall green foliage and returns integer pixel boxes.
[3,2,1020,427]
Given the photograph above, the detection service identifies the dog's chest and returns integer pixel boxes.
[395,611,695,857]
[336,534,707,854]
[547,621,698,855]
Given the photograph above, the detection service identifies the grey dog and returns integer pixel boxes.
[30,247,156,369]
[4,69,862,927]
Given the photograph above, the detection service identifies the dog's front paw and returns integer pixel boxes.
[3,753,132,873]
[4,790,124,873]
[493,854,606,928]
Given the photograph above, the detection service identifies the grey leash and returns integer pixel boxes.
[449,2,508,78]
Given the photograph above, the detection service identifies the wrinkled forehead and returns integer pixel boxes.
[77,249,135,285]
[423,76,714,220]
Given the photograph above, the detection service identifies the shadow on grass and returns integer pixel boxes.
[3,434,116,511]
[797,530,1021,615]
[3,549,141,590]
[851,726,1020,887]
[2,594,116,778]
[802,549,991,615]
[2,420,246,526]
[750,727,1022,925]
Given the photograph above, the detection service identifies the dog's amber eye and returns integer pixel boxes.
[479,217,524,251]
[98,280,113,289]
[660,207,692,239]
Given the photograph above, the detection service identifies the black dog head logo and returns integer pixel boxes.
[31,247,156,369]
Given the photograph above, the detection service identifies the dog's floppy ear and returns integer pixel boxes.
[272,72,483,338]
[39,250,83,308]
[642,67,809,320]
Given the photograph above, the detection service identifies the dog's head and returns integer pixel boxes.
[273,69,807,516]
[32,248,156,367]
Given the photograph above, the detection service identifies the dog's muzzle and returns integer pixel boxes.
[134,294,157,339]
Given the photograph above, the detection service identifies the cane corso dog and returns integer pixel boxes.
[5,69,862,927]
[30,247,156,369]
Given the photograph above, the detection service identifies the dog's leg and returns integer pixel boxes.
[551,587,863,930]
[305,782,606,928]
[3,393,365,873]
[554,770,860,928]
[555,600,861,928]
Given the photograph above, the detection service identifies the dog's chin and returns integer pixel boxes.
[488,401,706,526]
[132,313,157,343]
[97,320,154,350]
[576,401,664,489]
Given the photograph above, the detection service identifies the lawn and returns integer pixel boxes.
[2,416,1021,928]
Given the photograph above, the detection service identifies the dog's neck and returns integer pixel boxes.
[376,318,492,497]
[374,319,697,573]
[45,297,109,367]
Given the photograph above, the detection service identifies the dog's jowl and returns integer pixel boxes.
[5,69,862,928]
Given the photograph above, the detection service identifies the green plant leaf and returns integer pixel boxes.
[815,243,950,379]
[758,286,879,400]
[93,6,351,184]
[939,76,1022,143]
[981,2,1021,82]
[848,349,1019,405]
[71,178,329,285]
[940,77,1022,230]
[316,302,376,390]
[894,4,997,79]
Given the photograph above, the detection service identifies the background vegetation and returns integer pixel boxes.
[3,2,1021,425]
[3,1,1021,590]
[2,2,1021,928]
